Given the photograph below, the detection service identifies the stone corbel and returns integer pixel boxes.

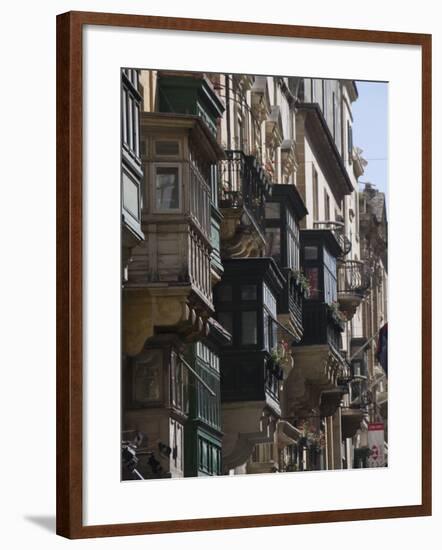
[284,345,345,416]
[277,420,303,449]
[341,407,364,439]
[319,388,345,417]
[251,77,271,125]
[222,402,277,471]
[123,287,209,356]
[280,139,298,178]
[265,106,284,151]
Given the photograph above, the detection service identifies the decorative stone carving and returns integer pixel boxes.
[123,287,210,355]
[221,402,277,471]
[285,345,346,417]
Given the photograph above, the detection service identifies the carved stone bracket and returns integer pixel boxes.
[220,208,266,259]
[123,286,211,356]
[284,345,346,417]
[341,407,364,439]
[221,401,278,471]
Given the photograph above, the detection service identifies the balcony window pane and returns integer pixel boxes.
[324,269,337,304]
[210,164,218,207]
[266,227,281,262]
[122,89,127,144]
[170,351,188,413]
[305,267,320,299]
[287,210,300,271]
[241,284,257,301]
[122,172,139,218]
[217,284,232,301]
[263,310,269,350]
[133,350,162,404]
[127,95,133,150]
[304,246,318,260]
[241,311,257,345]
[155,166,180,210]
[133,102,139,157]
[323,248,337,304]
[263,283,277,317]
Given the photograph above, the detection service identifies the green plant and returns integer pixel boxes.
[293,270,310,295]
[329,300,346,323]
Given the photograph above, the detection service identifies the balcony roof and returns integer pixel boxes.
[269,183,308,221]
[141,111,226,162]
[297,102,354,201]
[301,227,343,258]
[221,257,285,298]
[157,71,225,117]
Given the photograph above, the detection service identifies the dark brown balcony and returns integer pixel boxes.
[264,184,308,343]
[337,260,370,319]
[301,301,344,352]
[218,150,272,258]
[313,220,351,256]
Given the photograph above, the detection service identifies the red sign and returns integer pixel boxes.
[367,423,385,467]
[368,423,384,431]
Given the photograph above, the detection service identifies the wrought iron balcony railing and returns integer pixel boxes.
[313,220,352,256]
[337,260,370,297]
[219,150,272,236]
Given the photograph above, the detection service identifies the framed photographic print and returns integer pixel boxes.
[56,11,432,539]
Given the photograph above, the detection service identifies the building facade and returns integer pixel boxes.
[121,70,388,479]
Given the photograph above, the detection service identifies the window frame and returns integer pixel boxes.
[151,162,182,213]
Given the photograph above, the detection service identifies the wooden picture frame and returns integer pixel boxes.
[56,10,432,539]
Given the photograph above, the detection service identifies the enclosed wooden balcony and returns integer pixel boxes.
[312,220,352,256]
[123,335,189,478]
[301,301,345,351]
[123,113,225,355]
[219,150,272,258]
[214,258,284,470]
[265,184,308,343]
[337,260,370,319]
[284,227,349,417]
[121,69,144,269]
[157,72,225,138]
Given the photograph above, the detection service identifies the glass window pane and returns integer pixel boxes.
[122,89,127,144]
[241,311,257,345]
[217,285,232,301]
[305,267,320,299]
[263,310,269,350]
[122,172,139,218]
[133,103,139,157]
[266,227,281,261]
[241,284,257,300]
[263,283,277,317]
[304,246,318,260]
[155,167,179,210]
[133,351,162,403]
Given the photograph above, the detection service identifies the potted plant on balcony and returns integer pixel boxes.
[268,346,285,381]
[293,269,310,298]
[328,300,346,328]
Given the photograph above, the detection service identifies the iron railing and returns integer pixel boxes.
[219,150,271,236]
[337,260,370,296]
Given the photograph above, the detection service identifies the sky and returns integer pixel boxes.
[351,81,388,199]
